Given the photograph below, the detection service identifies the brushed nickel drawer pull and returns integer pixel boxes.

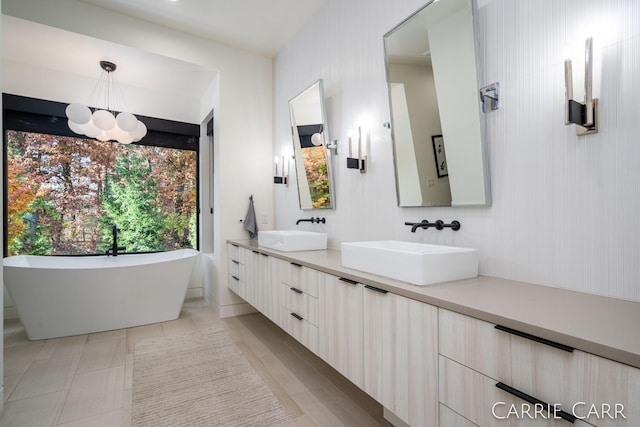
[364,285,388,294]
[495,325,574,352]
[496,382,576,423]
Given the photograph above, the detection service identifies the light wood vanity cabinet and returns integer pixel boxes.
[226,243,638,427]
[363,284,439,427]
[244,249,261,309]
[227,243,246,297]
[318,274,364,389]
[439,309,638,426]
[277,259,320,355]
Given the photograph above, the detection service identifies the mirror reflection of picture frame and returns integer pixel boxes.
[432,135,448,178]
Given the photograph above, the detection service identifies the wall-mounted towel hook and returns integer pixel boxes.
[565,37,598,136]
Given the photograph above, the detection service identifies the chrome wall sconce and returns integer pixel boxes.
[565,37,598,136]
[346,126,367,173]
[480,82,500,113]
[274,154,289,185]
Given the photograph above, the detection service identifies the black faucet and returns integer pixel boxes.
[106,223,126,256]
[404,220,461,233]
[296,217,326,225]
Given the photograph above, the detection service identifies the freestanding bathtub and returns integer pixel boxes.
[3,248,199,340]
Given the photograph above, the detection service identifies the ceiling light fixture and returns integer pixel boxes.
[65,60,147,144]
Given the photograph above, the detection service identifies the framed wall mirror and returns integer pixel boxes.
[289,80,335,210]
[384,0,491,207]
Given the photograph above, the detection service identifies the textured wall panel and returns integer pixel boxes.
[273,0,640,302]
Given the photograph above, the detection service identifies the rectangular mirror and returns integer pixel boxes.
[289,80,335,210]
[385,0,491,207]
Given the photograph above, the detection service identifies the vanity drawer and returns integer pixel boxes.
[440,356,591,427]
[228,273,244,297]
[439,309,640,426]
[280,261,319,298]
[280,305,319,355]
[439,404,478,427]
[228,243,239,261]
[281,283,318,326]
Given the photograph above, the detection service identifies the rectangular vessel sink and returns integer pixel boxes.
[258,230,327,252]
[341,240,478,286]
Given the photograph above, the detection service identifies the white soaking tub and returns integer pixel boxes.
[3,248,199,340]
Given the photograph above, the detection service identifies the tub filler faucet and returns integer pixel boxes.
[107,224,126,256]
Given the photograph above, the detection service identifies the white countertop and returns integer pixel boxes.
[229,240,640,369]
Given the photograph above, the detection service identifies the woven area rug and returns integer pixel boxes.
[132,326,297,427]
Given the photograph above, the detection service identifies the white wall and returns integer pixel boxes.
[274,0,640,302]
[2,0,274,315]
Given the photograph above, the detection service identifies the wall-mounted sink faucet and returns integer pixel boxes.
[296,217,326,225]
[404,220,461,233]
[106,223,127,256]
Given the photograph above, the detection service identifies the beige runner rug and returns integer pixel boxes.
[132,326,297,426]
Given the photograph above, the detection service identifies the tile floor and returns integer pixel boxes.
[1,298,390,426]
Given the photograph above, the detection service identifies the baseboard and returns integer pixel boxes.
[383,408,410,427]
[219,302,258,318]
[185,287,204,299]
[3,307,18,320]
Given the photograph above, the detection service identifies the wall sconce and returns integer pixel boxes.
[565,37,598,135]
[346,127,367,173]
[274,153,289,185]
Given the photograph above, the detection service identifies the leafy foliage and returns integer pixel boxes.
[302,146,331,208]
[6,131,197,256]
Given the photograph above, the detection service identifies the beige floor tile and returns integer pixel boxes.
[0,390,67,427]
[9,354,80,401]
[4,341,46,376]
[123,353,133,390]
[76,338,126,374]
[56,408,126,427]
[58,365,125,424]
[160,315,197,336]
[2,298,390,426]
[125,323,163,354]
[88,329,127,343]
[3,373,22,403]
[36,335,87,360]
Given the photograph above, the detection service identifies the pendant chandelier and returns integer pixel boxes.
[65,61,147,144]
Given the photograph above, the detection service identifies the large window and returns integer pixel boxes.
[4,94,199,256]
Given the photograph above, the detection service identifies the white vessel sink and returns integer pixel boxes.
[258,230,327,252]
[341,240,478,286]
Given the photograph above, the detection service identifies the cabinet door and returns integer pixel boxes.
[318,274,364,389]
[439,309,640,427]
[263,256,281,325]
[439,356,592,427]
[363,285,438,427]
[244,250,261,307]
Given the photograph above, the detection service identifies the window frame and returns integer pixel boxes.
[3,93,201,257]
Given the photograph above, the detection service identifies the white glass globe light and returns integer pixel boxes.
[107,124,126,141]
[96,131,111,141]
[116,112,138,133]
[81,121,102,138]
[311,132,324,146]
[67,120,85,135]
[119,133,135,144]
[92,110,116,131]
[132,121,147,141]
[65,103,92,125]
